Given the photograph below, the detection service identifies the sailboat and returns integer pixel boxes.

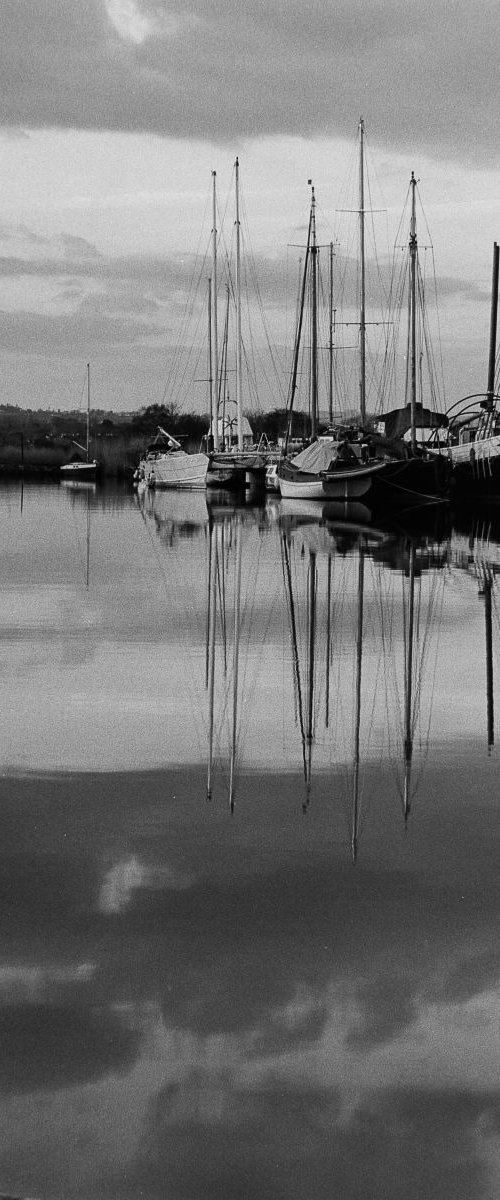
[277,122,450,510]
[206,160,274,491]
[136,425,208,489]
[60,363,99,481]
[446,241,500,504]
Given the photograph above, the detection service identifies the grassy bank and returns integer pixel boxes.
[0,435,147,481]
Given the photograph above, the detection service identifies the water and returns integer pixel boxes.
[1,479,500,1198]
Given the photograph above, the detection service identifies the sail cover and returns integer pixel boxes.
[380,403,448,440]
[289,441,340,472]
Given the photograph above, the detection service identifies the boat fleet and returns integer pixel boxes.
[129,120,500,518]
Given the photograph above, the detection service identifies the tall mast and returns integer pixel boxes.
[235,157,243,452]
[358,118,366,425]
[207,277,213,442]
[328,242,334,426]
[486,241,499,403]
[409,172,418,452]
[284,200,313,453]
[310,181,318,440]
[211,171,220,450]
[86,362,90,462]
[221,286,230,448]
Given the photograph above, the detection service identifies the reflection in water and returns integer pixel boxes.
[280,506,448,855]
[4,484,500,1198]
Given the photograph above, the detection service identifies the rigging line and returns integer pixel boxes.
[239,197,288,394]
[159,241,213,410]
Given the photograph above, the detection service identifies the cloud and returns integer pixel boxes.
[0,1,499,166]
[99,854,194,913]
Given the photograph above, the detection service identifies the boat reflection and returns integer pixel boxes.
[136,481,210,544]
[280,502,449,857]
[133,484,498,853]
[451,511,500,752]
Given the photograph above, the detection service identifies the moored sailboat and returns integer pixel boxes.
[60,363,99,481]
[136,425,208,489]
[206,160,277,491]
[277,123,450,510]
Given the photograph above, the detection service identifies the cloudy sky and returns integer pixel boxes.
[1,0,500,415]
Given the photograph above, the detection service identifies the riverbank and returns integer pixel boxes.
[0,438,141,481]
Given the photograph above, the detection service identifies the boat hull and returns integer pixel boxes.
[206,452,268,490]
[449,436,500,504]
[278,456,386,501]
[371,454,451,509]
[278,452,450,508]
[60,461,98,480]
[139,450,208,489]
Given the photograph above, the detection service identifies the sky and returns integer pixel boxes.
[1,0,500,416]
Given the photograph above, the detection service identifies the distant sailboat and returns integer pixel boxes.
[60,363,99,481]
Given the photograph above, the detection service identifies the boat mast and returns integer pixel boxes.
[329,242,334,426]
[86,362,90,462]
[409,172,418,453]
[310,181,318,440]
[284,197,313,453]
[221,286,230,449]
[211,171,220,451]
[486,241,499,404]
[358,118,366,426]
[207,277,213,441]
[235,157,244,452]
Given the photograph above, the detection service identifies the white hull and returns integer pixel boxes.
[60,460,98,480]
[139,450,208,490]
[278,468,374,501]
[449,435,500,467]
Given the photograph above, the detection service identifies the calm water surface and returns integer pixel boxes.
[1,479,500,1198]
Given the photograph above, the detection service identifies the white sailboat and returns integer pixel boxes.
[206,159,274,490]
[60,363,99,481]
[136,425,208,489]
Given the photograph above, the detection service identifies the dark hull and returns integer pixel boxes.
[450,455,500,507]
[207,452,267,491]
[279,452,450,509]
[370,454,451,511]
